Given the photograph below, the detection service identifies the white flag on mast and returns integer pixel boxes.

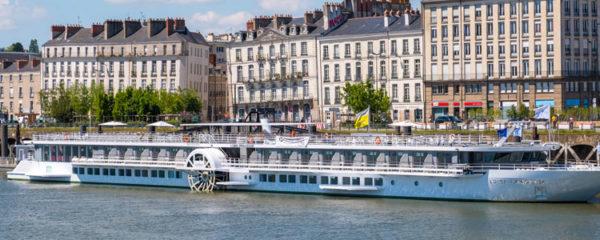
[534,105,550,120]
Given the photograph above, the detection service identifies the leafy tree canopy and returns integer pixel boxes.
[342,78,391,122]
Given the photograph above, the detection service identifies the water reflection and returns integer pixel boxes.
[1,172,600,239]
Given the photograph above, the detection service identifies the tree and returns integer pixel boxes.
[6,42,24,52]
[179,88,202,113]
[29,39,39,53]
[49,84,74,122]
[506,105,518,119]
[90,85,114,122]
[342,78,391,122]
[516,104,532,120]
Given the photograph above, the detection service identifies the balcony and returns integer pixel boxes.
[237,93,315,104]
[161,71,167,77]
[256,55,266,62]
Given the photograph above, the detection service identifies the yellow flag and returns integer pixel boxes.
[354,107,370,129]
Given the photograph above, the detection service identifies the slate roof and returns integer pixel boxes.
[43,26,208,47]
[0,52,41,73]
[325,15,421,37]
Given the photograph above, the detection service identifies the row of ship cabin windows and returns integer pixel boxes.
[258,174,384,186]
[72,167,183,179]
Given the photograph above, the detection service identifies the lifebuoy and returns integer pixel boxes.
[183,135,190,143]
[63,134,69,141]
[374,136,382,145]
[248,136,255,144]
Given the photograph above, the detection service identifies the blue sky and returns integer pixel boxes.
[0,0,420,49]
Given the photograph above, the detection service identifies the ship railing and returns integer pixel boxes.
[222,158,467,175]
[33,133,509,147]
[467,163,600,171]
[71,156,186,168]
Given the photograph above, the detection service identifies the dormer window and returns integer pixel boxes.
[280,26,286,34]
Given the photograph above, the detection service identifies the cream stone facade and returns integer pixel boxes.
[227,13,323,122]
[422,0,600,121]
[320,12,424,123]
[0,52,41,122]
[41,19,210,119]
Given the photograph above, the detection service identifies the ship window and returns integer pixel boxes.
[352,177,360,186]
[151,170,158,178]
[365,177,373,186]
[142,170,148,177]
[375,178,383,186]
[439,182,444,187]
[110,169,116,176]
[78,168,84,175]
[321,176,329,184]
[126,169,132,177]
[176,171,181,179]
[72,167,77,174]
[103,168,109,175]
[87,168,93,175]
[159,170,165,178]
[300,175,308,184]
[135,169,141,177]
[94,168,100,175]
[330,176,338,185]
[168,171,175,178]
[342,177,350,185]
[259,174,267,182]
[268,174,276,182]
[414,181,419,186]
[309,176,317,184]
[118,169,125,176]
[288,175,296,183]
[279,174,287,183]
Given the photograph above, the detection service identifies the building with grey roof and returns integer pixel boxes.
[0,52,42,122]
[320,10,424,123]
[227,1,419,123]
[41,18,211,120]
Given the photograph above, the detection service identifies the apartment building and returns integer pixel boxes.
[206,33,233,121]
[41,18,210,118]
[422,0,599,121]
[320,10,424,122]
[227,13,324,122]
[0,52,41,122]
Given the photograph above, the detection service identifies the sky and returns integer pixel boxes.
[0,0,421,49]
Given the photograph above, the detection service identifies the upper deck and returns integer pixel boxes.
[31,132,554,152]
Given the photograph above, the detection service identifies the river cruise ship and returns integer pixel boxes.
[8,126,600,202]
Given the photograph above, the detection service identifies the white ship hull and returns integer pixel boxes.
[9,160,600,202]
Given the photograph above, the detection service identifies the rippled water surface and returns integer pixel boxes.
[2,171,600,240]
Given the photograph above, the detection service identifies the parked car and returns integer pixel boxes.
[435,115,463,124]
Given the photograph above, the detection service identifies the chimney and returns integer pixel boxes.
[384,9,398,27]
[91,23,104,37]
[304,11,315,24]
[246,20,255,31]
[65,25,83,39]
[123,19,142,38]
[104,19,123,39]
[250,16,273,30]
[16,60,27,70]
[29,58,40,68]
[51,25,65,40]
[174,18,186,32]
[147,18,166,37]
[404,9,410,26]
[1,60,11,70]
[166,18,175,36]
[313,10,323,21]
[323,3,343,31]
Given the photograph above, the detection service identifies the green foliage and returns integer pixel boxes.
[556,107,600,121]
[5,42,24,52]
[516,104,533,120]
[41,84,202,123]
[506,105,518,119]
[342,78,391,122]
[28,39,39,53]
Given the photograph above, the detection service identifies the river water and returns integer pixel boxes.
[2,171,600,240]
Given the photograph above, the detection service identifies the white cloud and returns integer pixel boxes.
[189,11,252,34]
[106,0,214,4]
[259,0,310,12]
[0,0,47,31]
